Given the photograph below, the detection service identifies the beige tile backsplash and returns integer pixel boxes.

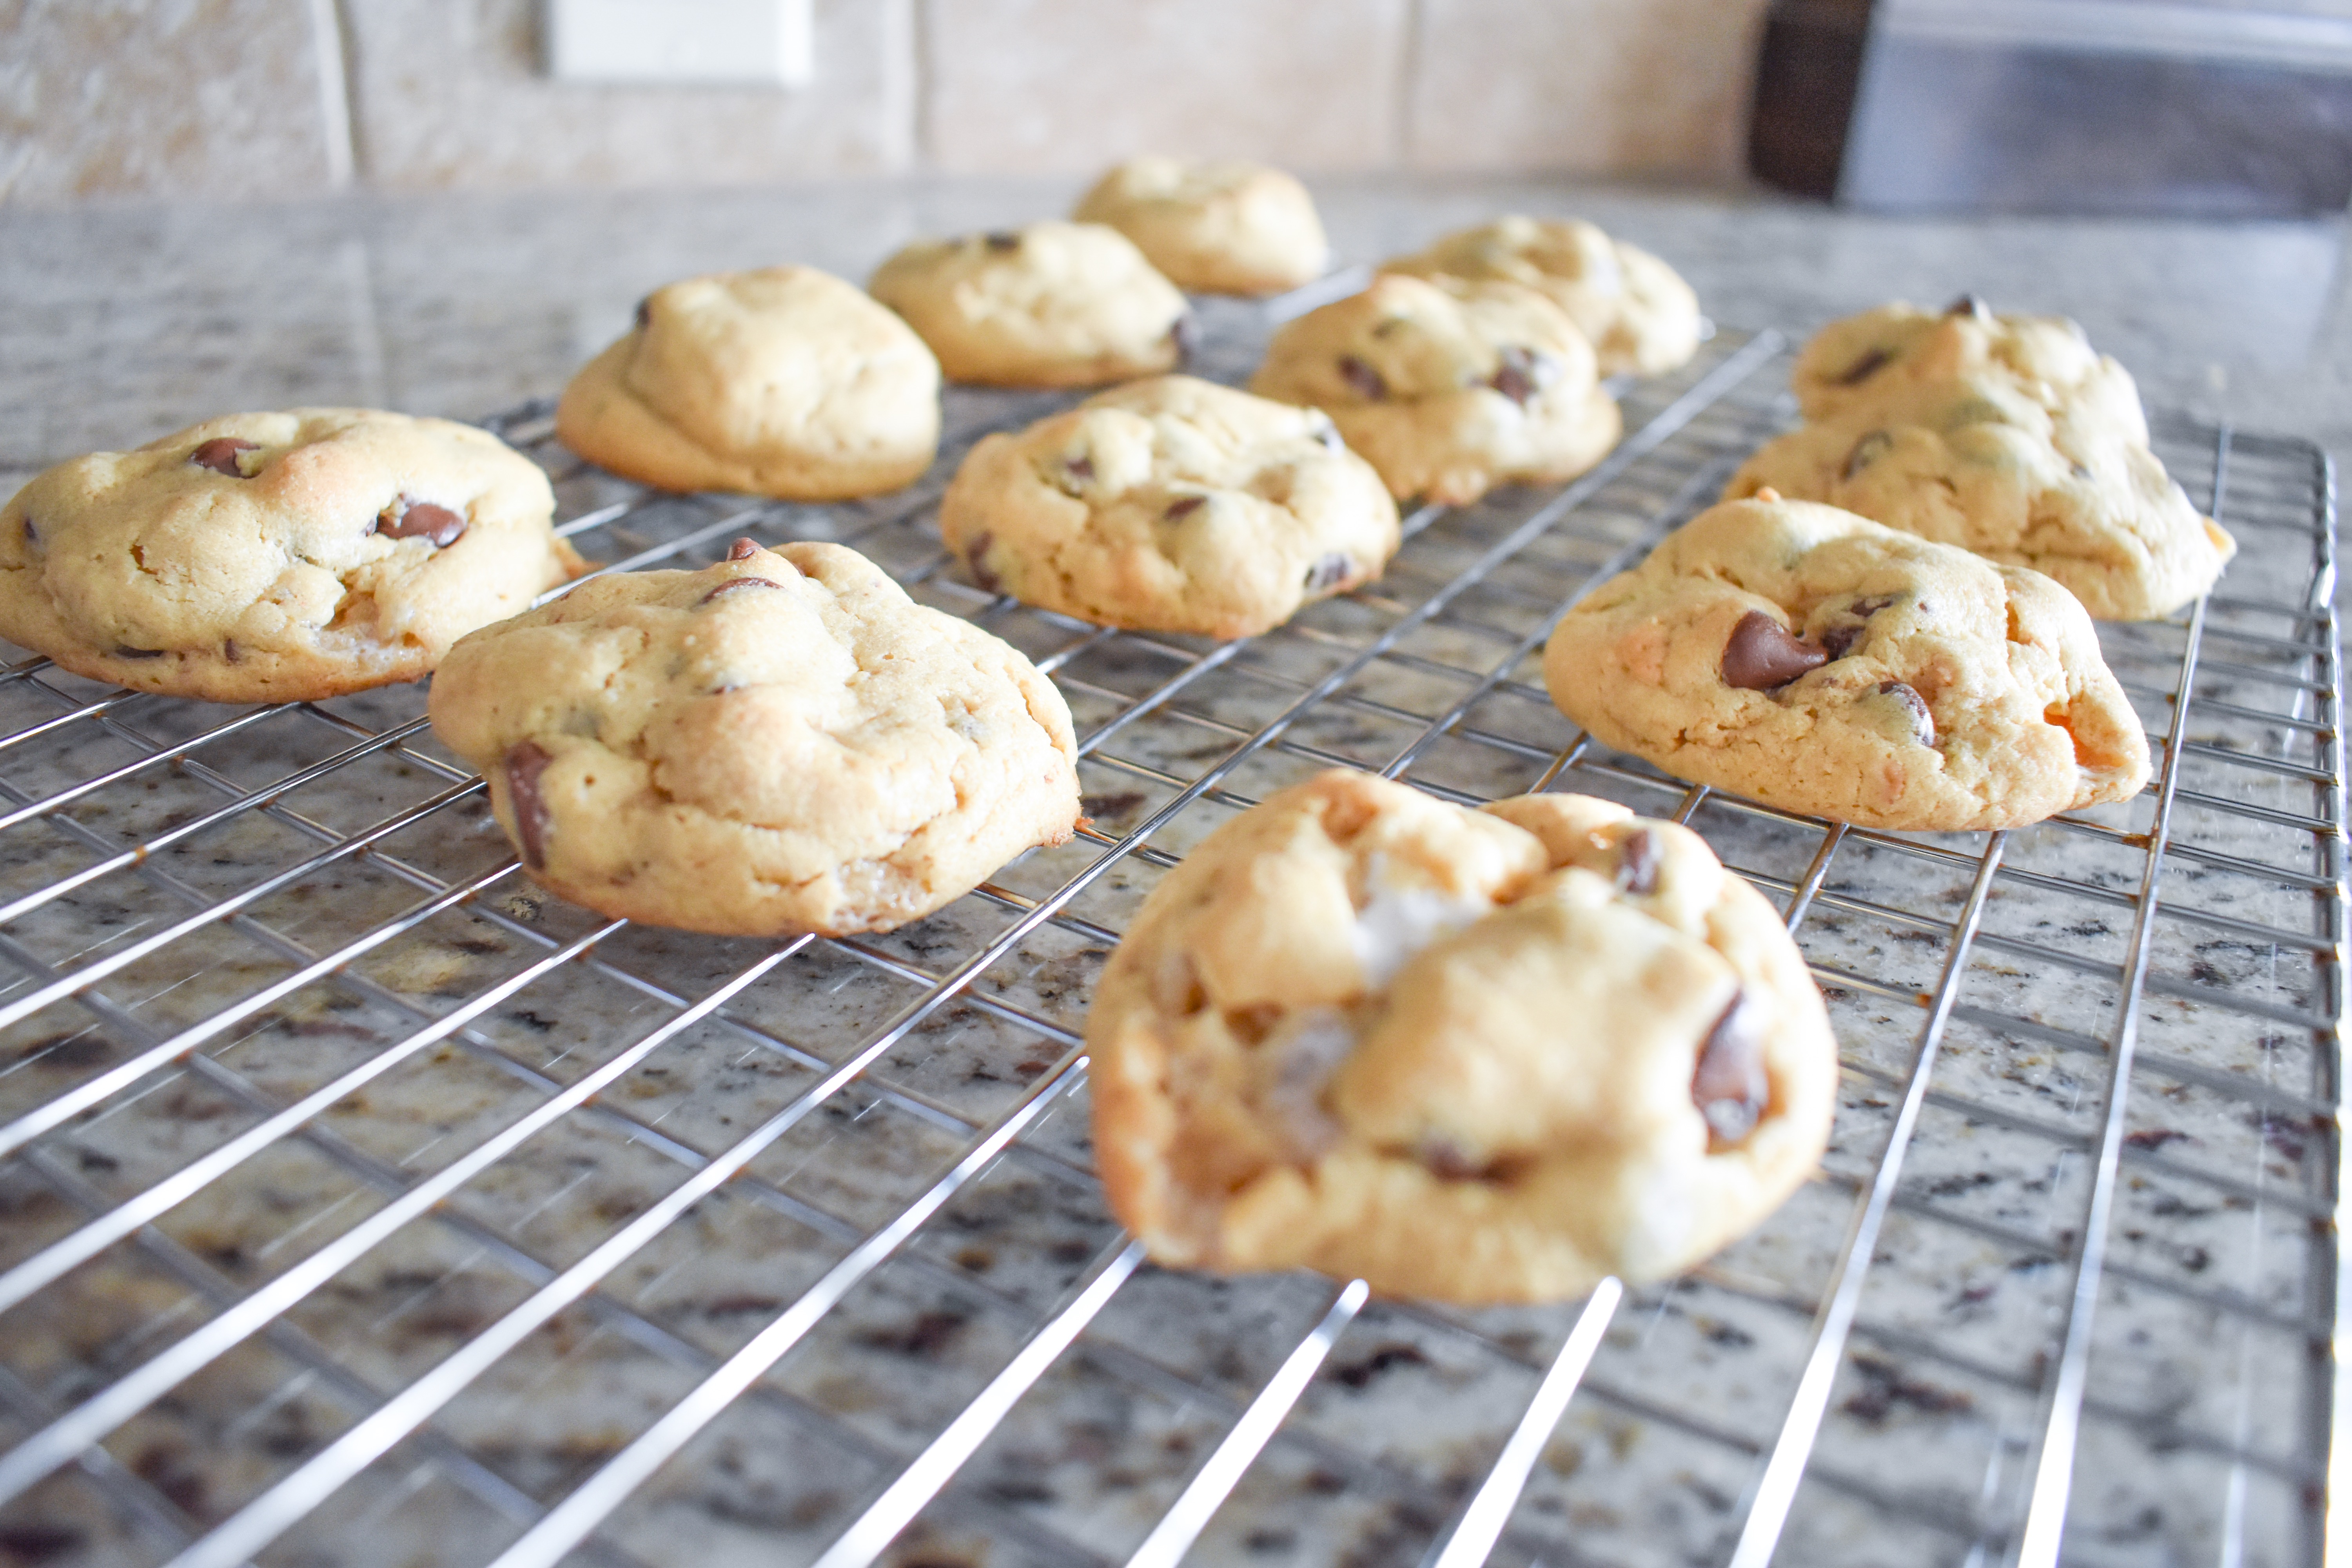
[3,0,1763,205]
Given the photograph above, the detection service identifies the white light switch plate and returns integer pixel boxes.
[547,0,812,86]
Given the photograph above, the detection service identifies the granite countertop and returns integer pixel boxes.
[2,176,2345,490]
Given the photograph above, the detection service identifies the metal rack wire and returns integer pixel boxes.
[0,290,2337,1568]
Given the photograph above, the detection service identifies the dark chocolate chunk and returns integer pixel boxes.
[966,530,1000,595]
[189,437,258,477]
[700,576,784,604]
[1615,827,1659,895]
[376,497,466,548]
[1303,553,1354,593]
[111,645,167,660]
[1876,679,1936,746]
[1693,990,1769,1149]
[1721,610,1826,690]
[1946,293,1990,319]
[726,537,760,561]
[1820,624,1864,661]
[1164,495,1206,521]
[1489,345,1554,408]
[983,230,1021,251]
[1834,347,1889,387]
[1337,354,1388,401]
[1849,595,1895,619]
[1169,311,1198,357]
[1842,430,1891,480]
[222,638,241,664]
[505,741,555,872]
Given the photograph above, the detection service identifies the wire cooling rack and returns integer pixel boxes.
[0,288,2338,1568]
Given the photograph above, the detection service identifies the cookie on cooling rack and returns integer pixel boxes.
[1543,492,2150,831]
[1071,156,1329,297]
[868,221,1191,388]
[938,376,1399,639]
[1724,298,2234,621]
[556,266,942,499]
[1087,768,1837,1304]
[1380,215,1702,378]
[1247,273,1621,506]
[0,408,583,703]
[427,539,1081,937]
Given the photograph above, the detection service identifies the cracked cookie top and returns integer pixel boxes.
[938,376,1399,639]
[869,220,1191,389]
[0,408,582,702]
[1087,768,1837,1303]
[1380,215,1703,378]
[556,266,942,500]
[427,539,1081,937]
[1543,494,2151,831]
[1731,299,2234,621]
[1072,155,1329,296]
[1247,273,1622,506]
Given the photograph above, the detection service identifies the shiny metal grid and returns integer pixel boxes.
[0,292,2337,1568]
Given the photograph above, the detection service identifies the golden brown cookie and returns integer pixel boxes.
[428,540,1082,936]
[869,222,1190,388]
[1247,274,1620,506]
[1072,156,1329,296]
[938,376,1399,639]
[1543,493,2151,830]
[556,266,942,499]
[0,408,583,702]
[1088,769,1838,1304]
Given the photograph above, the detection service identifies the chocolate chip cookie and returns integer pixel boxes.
[868,221,1191,388]
[1381,215,1702,378]
[428,539,1082,937]
[1727,299,2234,621]
[1087,768,1838,1304]
[1544,493,2151,831]
[1247,273,1621,506]
[938,376,1399,639]
[0,409,583,702]
[556,266,942,499]
[1071,156,1329,296]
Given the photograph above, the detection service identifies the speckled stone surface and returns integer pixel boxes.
[0,181,2341,1568]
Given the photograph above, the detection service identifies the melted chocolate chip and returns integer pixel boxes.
[222,638,241,664]
[376,497,466,548]
[700,576,784,604]
[1849,595,1896,619]
[189,437,258,477]
[1693,991,1769,1149]
[1615,828,1660,895]
[1169,312,1198,356]
[1946,293,1991,319]
[966,530,1001,594]
[1834,347,1890,387]
[1419,1137,1486,1180]
[1303,553,1354,593]
[505,741,555,871]
[1842,430,1891,481]
[1489,345,1553,408]
[634,295,653,330]
[1337,354,1388,401]
[727,537,760,561]
[1164,495,1205,521]
[1820,624,1864,661]
[1721,610,1827,690]
[111,645,166,660]
[983,230,1021,251]
[1877,679,1936,746]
